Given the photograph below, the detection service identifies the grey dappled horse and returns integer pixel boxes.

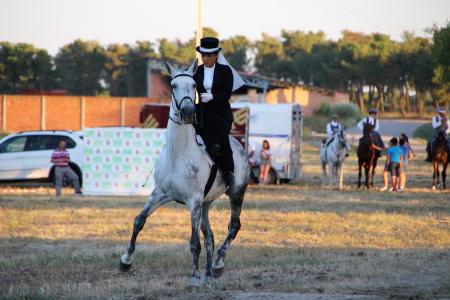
[119,60,251,287]
[321,130,347,186]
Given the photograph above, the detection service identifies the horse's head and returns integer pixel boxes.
[363,122,374,136]
[337,129,347,147]
[437,128,448,141]
[165,59,198,125]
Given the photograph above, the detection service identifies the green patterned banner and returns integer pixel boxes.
[82,128,165,195]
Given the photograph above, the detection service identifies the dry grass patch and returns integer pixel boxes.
[0,141,449,299]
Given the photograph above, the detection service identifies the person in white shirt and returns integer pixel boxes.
[425,108,450,162]
[326,114,342,139]
[357,109,384,155]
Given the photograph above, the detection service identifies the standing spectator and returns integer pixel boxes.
[398,136,413,191]
[259,140,272,184]
[51,140,82,197]
[385,137,403,192]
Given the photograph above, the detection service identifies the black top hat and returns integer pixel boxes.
[368,109,378,114]
[196,37,222,53]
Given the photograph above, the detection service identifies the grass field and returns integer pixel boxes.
[1,141,449,299]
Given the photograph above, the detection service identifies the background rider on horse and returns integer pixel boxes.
[357,109,384,157]
[323,114,349,156]
[425,107,450,162]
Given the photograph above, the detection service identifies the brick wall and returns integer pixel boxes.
[266,86,349,116]
[0,95,159,133]
[46,96,81,130]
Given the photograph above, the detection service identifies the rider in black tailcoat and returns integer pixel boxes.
[193,37,235,188]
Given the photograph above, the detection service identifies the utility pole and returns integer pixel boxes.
[196,0,203,60]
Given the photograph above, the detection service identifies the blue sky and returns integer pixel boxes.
[0,0,449,55]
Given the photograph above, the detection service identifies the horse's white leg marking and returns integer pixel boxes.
[200,202,214,285]
[120,188,171,268]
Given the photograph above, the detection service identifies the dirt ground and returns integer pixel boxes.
[0,141,449,299]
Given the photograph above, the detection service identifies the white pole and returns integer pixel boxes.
[196,0,203,61]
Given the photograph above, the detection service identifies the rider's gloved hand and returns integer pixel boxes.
[200,93,213,103]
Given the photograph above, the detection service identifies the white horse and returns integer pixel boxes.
[119,60,251,287]
[320,130,347,186]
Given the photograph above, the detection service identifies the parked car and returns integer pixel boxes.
[0,131,84,185]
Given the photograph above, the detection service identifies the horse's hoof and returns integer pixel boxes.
[212,265,224,278]
[204,276,214,288]
[432,186,436,191]
[119,260,132,272]
[189,277,200,288]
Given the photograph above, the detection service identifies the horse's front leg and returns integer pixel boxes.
[357,161,362,188]
[329,163,335,186]
[188,199,203,288]
[365,165,370,190]
[200,202,214,286]
[212,188,245,278]
[442,162,447,189]
[120,188,170,271]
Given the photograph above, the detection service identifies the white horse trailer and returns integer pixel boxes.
[231,103,302,184]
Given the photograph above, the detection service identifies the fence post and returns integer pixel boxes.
[1,95,6,132]
[41,96,46,130]
[80,96,85,130]
[120,97,126,126]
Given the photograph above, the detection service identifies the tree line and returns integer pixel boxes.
[0,25,448,115]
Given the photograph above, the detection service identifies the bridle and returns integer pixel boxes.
[168,73,197,126]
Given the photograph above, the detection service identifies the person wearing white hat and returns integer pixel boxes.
[425,107,450,162]
[357,109,385,154]
[193,37,244,189]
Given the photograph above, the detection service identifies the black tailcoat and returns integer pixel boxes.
[194,62,234,172]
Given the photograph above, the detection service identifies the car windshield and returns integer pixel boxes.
[0,136,27,153]
[25,135,76,151]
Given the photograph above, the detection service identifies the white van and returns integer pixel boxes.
[0,131,84,185]
[231,103,302,183]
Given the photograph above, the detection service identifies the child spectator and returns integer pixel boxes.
[259,140,272,184]
[385,137,403,192]
[398,137,413,191]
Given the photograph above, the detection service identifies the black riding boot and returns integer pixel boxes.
[210,143,235,189]
[223,171,235,188]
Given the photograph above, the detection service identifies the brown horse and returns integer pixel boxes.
[432,130,449,190]
[357,122,380,189]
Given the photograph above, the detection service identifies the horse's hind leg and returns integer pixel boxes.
[432,163,437,189]
[200,202,215,285]
[212,188,245,278]
[119,189,170,271]
[442,162,447,189]
[321,162,327,186]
